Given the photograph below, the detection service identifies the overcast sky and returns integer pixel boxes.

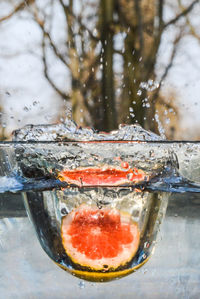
[0,1,200,139]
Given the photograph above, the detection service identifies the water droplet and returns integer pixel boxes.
[78,281,85,289]
[127,173,133,180]
[144,242,150,249]
[165,118,170,125]
[148,79,153,86]
[93,28,98,36]
[143,268,148,274]
[61,208,68,215]
[142,253,147,259]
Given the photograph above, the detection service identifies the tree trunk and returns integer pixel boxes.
[101,0,117,131]
[119,31,146,127]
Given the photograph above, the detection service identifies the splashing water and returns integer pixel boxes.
[0,119,200,282]
[9,118,200,193]
[12,119,162,142]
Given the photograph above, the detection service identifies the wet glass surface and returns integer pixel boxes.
[0,193,199,298]
[0,140,199,293]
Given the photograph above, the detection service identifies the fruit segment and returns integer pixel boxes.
[58,165,148,187]
[61,204,140,271]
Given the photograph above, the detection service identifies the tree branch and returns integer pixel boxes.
[179,0,200,43]
[0,0,34,23]
[152,32,182,105]
[134,0,144,56]
[158,0,164,31]
[32,7,70,69]
[164,0,199,28]
[41,33,69,100]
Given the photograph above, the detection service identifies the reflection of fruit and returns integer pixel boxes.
[58,165,148,187]
[61,204,140,272]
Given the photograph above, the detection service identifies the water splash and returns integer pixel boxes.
[13,118,163,142]
[0,120,199,194]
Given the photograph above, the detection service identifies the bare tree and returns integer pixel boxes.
[0,0,199,133]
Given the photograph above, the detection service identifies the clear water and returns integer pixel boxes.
[23,188,168,282]
[0,122,200,281]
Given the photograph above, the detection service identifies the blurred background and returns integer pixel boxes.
[0,0,200,140]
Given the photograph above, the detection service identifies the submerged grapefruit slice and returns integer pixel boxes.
[61,204,140,271]
[58,165,148,187]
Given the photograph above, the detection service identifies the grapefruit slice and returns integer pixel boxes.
[61,204,140,271]
[58,165,148,187]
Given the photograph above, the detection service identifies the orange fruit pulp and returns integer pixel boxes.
[58,165,148,187]
[61,204,140,272]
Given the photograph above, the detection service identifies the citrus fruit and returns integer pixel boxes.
[61,204,140,272]
[58,165,147,187]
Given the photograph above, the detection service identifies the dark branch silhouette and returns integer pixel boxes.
[0,0,34,23]
[164,0,199,28]
[1,0,200,136]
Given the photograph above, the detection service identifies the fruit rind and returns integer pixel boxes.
[56,256,149,282]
